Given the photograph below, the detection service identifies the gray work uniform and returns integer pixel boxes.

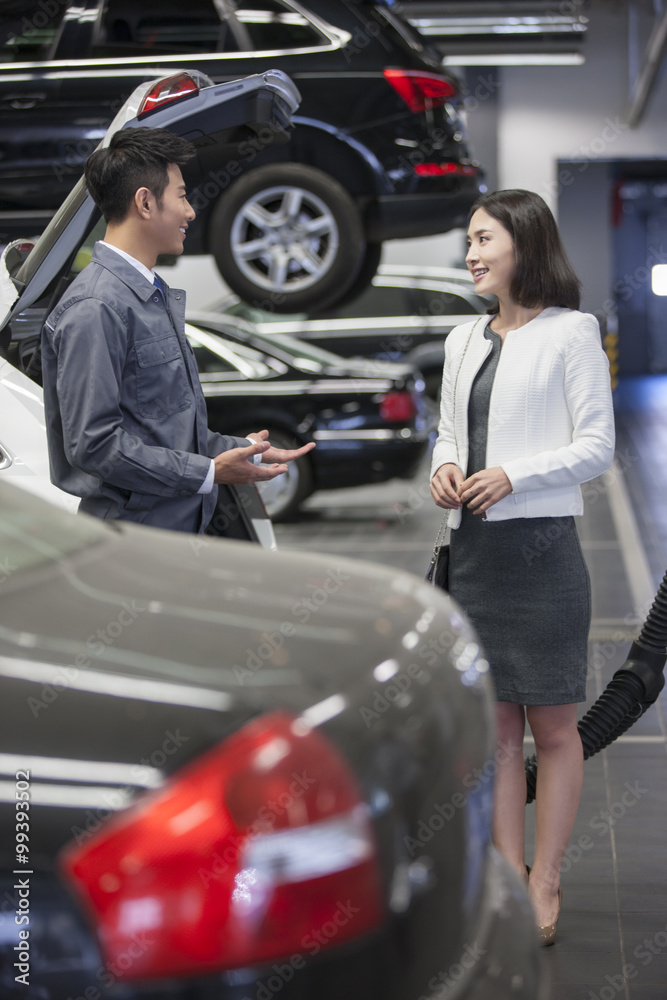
[42,242,248,533]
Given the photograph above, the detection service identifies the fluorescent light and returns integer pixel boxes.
[443,53,585,66]
[652,265,667,295]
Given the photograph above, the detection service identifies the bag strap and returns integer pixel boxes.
[430,316,483,546]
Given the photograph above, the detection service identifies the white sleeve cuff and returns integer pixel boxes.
[197,460,215,494]
[245,438,263,465]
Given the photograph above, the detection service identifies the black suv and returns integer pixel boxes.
[0,0,482,311]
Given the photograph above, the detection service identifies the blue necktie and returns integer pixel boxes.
[153,274,165,299]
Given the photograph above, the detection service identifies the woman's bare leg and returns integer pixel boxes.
[526,702,583,927]
[492,701,527,879]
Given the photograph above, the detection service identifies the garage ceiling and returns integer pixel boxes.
[404,0,590,64]
[403,0,667,126]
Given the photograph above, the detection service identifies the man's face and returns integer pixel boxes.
[152,164,196,256]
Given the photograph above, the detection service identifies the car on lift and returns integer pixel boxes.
[0,478,547,1000]
[214,265,493,399]
[0,0,482,312]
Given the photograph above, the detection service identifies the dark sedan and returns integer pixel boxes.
[0,481,547,1000]
[183,318,436,519]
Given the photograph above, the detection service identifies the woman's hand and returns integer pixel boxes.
[458,467,513,515]
[430,463,464,509]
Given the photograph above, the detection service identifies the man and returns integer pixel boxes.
[42,127,314,533]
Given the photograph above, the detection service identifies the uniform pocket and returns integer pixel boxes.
[135,335,191,419]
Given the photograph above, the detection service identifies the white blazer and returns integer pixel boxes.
[430,307,615,526]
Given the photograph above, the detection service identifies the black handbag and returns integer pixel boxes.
[426,317,481,590]
[426,533,450,590]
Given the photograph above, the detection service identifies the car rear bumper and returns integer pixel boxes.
[365,184,481,241]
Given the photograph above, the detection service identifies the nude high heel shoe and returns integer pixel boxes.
[537,888,562,947]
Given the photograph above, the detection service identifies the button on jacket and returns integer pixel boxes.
[430,308,615,527]
[42,242,248,533]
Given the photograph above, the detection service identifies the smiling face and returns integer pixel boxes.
[465,208,516,301]
[150,163,196,257]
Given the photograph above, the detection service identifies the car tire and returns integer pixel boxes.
[248,427,314,522]
[209,164,366,313]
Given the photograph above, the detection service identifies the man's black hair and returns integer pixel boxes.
[84,128,197,224]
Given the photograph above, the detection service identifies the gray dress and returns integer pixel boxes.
[448,327,591,705]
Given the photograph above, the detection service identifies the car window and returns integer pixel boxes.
[188,337,241,374]
[91,0,328,57]
[225,301,309,324]
[0,1,66,63]
[414,289,480,316]
[232,0,329,51]
[318,283,415,319]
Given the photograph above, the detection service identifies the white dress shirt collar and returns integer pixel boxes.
[99,241,157,286]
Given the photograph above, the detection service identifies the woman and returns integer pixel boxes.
[430,189,615,944]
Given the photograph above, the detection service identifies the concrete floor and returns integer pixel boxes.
[274,377,667,1000]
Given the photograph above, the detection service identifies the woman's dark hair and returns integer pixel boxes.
[84,128,196,224]
[469,189,581,311]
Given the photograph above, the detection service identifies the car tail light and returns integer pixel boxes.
[414,163,479,177]
[60,712,383,980]
[384,69,458,112]
[138,73,200,118]
[380,391,417,422]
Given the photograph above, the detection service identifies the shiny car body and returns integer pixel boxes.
[0,0,482,310]
[0,481,546,1000]
[183,317,436,519]
[217,265,493,398]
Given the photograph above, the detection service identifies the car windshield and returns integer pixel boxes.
[234,328,347,369]
[0,485,108,576]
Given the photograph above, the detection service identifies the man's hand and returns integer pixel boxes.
[212,431,316,485]
[246,429,316,464]
[458,467,512,515]
[213,439,285,485]
[430,463,464,509]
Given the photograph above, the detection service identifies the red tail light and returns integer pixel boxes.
[138,73,200,118]
[380,391,417,422]
[384,69,458,112]
[60,712,383,980]
[414,163,479,177]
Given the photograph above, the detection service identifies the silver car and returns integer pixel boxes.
[0,480,546,1000]
[216,265,493,399]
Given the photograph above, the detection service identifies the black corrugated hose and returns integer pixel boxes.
[525,567,667,803]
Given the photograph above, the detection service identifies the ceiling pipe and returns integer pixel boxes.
[627,4,667,127]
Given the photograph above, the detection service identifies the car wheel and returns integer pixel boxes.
[249,428,314,522]
[209,164,366,313]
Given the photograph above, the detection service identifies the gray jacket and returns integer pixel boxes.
[42,242,247,533]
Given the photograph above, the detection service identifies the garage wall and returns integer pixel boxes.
[498,0,667,314]
[388,0,667,309]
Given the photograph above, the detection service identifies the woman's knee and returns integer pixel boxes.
[527,705,579,753]
[496,701,525,742]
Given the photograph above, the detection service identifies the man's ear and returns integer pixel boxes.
[134,186,153,220]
